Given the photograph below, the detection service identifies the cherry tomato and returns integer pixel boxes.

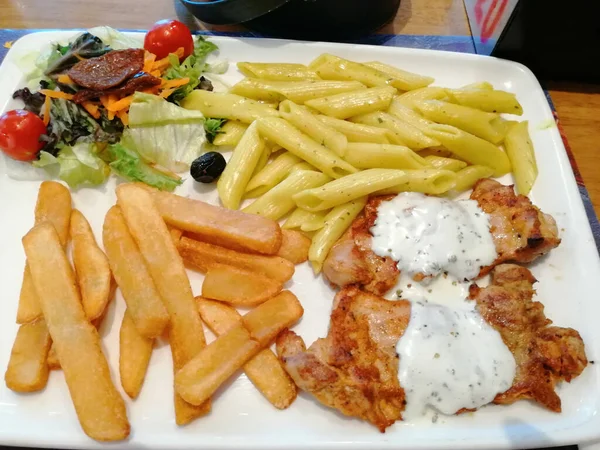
[0,110,47,161]
[144,20,194,61]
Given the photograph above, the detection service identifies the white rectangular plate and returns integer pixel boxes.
[0,31,599,450]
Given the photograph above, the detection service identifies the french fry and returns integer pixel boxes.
[168,226,183,246]
[202,264,283,306]
[175,326,260,406]
[103,206,169,339]
[71,209,112,321]
[47,343,60,370]
[4,320,52,392]
[23,223,129,442]
[120,310,154,399]
[276,230,311,264]
[178,236,295,284]
[196,298,297,409]
[116,184,209,424]
[150,189,282,255]
[17,181,72,324]
[242,290,304,347]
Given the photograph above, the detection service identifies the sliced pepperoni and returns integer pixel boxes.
[72,72,162,104]
[68,48,145,91]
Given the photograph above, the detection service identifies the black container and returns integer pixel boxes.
[181,0,401,40]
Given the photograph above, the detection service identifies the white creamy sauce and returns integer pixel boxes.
[391,271,472,306]
[370,193,497,281]
[397,302,516,419]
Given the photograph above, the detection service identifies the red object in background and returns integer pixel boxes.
[144,20,194,60]
[475,0,509,42]
[0,109,46,161]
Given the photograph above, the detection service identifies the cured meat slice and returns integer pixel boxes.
[68,48,145,91]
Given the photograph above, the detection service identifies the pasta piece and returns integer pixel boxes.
[504,121,537,195]
[316,115,390,144]
[279,100,347,157]
[293,169,408,211]
[283,208,328,232]
[181,90,279,124]
[423,155,467,172]
[243,170,331,220]
[447,88,523,116]
[394,87,449,109]
[415,100,505,144]
[376,169,457,195]
[217,122,266,210]
[213,121,248,147]
[245,152,303,198]
[363,61,434,91]
[290,162,315,172]
[424,124,511,176]
[350,111,439,149]
[310,54,394,88]
[256,117,357,179]
[237,62,320,81]
[231,78,366,104]
[387,98,436,132]
[304,86,396,119]
[461,81,494,91]
[253,145,272,178]
[451,165,495,193]
[344,143,429,170]
[309,198,367,273]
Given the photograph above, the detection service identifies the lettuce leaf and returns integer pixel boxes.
[124,92,206,172]
[105,143,182,191]
[33,143,110,188]
[86,26,143,50]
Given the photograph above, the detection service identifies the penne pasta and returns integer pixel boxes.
[256,117,358,179]
[293,168,408,211]
[213,120,249,147]
[310,54,394,88]
[237,62,320,81]
[283,208,328,232]
[504,121,537,195]
[363,61,435,91]
[290,161,316,172]
[252,145,272,178]
[350,111,439,149]
[394,87,449,109]
[447,88,523,116]
[424,123,511,176]
[415,100,505,144]
[245,152,303,199]
[315,115,390,144]
[343,143,429,170]
[217,122,266,210]
[387,97,436,132]
[231,78,366,104]
[451,165,495,193]
[309,198,367,273]
[181,90,279,124]
[423,155,467,172]
[243,170,331,220]
[279,100,347,157]
[304,86,396,119]
[376,169,457,195]
[460,81,494,91]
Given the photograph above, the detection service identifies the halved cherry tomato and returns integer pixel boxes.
[144,20,194,61]
[0,109,47,161]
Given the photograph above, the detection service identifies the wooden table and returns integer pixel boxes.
[2,0,598,214]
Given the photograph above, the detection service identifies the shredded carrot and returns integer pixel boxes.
[150,70,161,78]
[107,109,115,121]
[40,89,74,100]
[159,88,175,99]
[43,95,51,126]
[107,94,118,105]
[117,110,129,126]
[142,86,161,95]
[143,52,157,73]
[57,74,74,84]
[82,101,101,119]
[99,95,111,110]
[106,95,134,112]
[151,47,184,73]
[161,77,190,90]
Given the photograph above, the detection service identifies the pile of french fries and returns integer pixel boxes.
[4,181,307,442]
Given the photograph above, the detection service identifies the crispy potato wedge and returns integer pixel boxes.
[242,291,304,347]
[116,184,209,424]
[4,320,52,392]
[175,326,260,406]
[178,237,294,284]
[196,298,297,409]
[23,223,129,442]
[17,181,72,324]
[277,230,311,264]
[150,189,282,255]
[120,310,154,399]
[71,210,112,321]
[202,264,283,306]
[103,206,169,339]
